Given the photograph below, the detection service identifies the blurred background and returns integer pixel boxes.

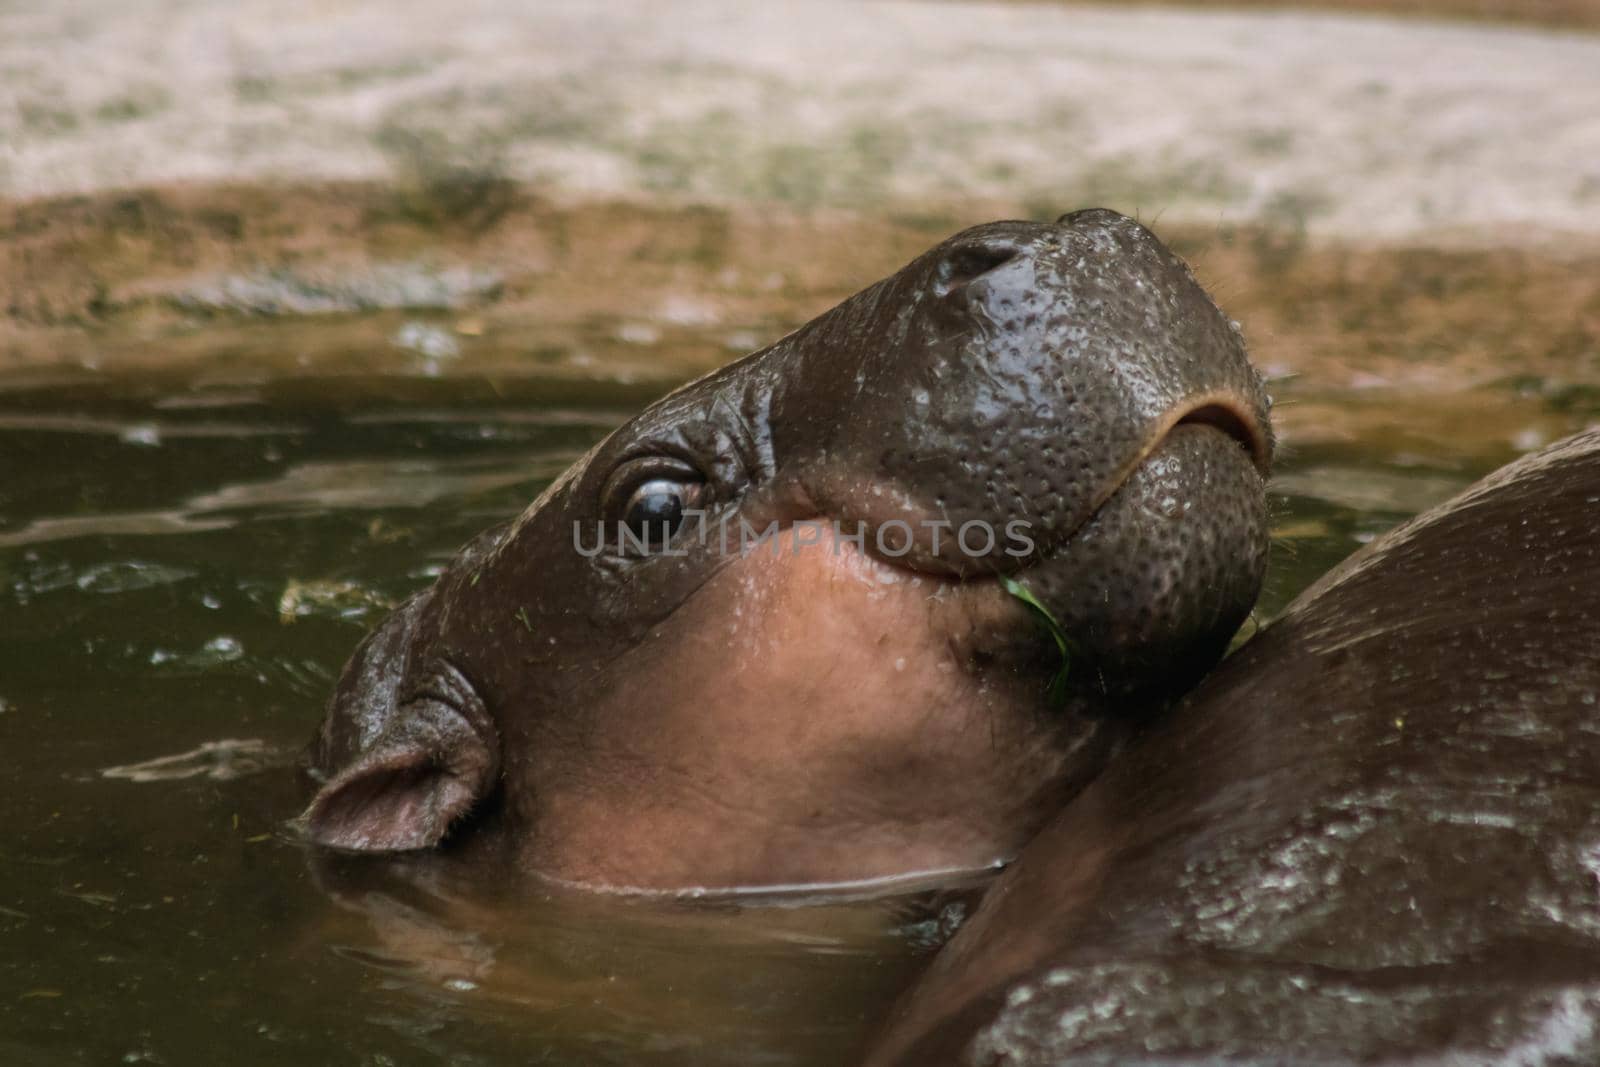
[1,2,1598,1065]
[5,0,1598,395]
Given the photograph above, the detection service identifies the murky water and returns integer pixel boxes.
[0,317,1594,1065]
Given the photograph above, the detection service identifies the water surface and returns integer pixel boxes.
[0,317,1593,1065]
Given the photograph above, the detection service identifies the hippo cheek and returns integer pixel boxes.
[1021,421,1271,704]
[511,528,1108,891]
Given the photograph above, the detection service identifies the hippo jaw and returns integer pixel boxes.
[299,210,1273,893]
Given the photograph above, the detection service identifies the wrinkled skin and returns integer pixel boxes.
[864,428,1600,1066]
[298,209,1272,892]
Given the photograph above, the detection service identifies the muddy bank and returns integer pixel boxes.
[2,0,1596,407]
[4,185,1597,454]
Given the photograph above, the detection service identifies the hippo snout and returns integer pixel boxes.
[772,209,1272,703]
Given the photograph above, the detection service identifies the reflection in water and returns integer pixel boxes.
[101,739,286,783]
[1269,464,1471,517]
[185,456,575,514]
[0,336,1595,1064]
[308,855,969,1066]
[0,510,235,549]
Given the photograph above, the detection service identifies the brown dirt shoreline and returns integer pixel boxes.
[4,183,1597,408]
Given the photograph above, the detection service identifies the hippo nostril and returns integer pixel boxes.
[935,239,1024,296]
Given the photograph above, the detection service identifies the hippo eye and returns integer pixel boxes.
[614,470,707,552]
[625,479,688,529]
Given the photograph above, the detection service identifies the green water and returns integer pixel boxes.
[0,328,1589,1065]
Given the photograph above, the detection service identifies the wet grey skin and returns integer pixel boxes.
[862,428,1600,1067]
[297,209,1274,893]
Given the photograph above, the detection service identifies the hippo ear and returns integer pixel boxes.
[298,669,499,853]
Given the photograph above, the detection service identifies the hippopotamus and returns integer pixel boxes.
[863,427,1600,1065]
[297,209,1273,892]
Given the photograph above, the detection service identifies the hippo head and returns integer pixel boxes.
[298,209,1273,892]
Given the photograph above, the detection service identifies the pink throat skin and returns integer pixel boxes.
[512,532,1090,893]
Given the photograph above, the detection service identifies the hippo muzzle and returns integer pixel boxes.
[298,209,1273,892]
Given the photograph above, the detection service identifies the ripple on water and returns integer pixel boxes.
[0,314,1595,1065]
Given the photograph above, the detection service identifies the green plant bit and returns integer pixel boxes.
[1001,576,1072,708]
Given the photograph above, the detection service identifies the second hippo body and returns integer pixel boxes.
[864,428,1600,1066]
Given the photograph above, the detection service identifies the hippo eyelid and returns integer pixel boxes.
[599,455,705,523]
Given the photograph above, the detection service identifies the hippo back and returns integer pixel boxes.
[864,428,1600,1066]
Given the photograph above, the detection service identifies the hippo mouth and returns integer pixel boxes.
[849,391,1270,584]
[1160,397,1271,475]
[826,392,1272,709]
[1012,398,1269,699]
[1060,393,1270,552]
